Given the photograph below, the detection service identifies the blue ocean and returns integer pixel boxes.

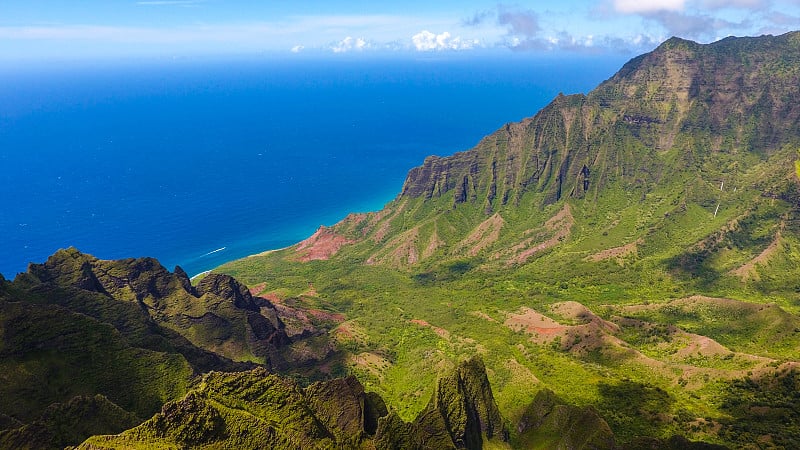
[0,54,627,277]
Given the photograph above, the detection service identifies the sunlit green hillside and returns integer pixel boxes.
[218,32,800,448]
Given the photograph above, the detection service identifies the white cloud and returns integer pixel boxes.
[411,30,478,51]
[614,0,686,13]
[290,45,304,53]
[330,36,370,53]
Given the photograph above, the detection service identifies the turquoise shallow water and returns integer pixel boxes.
[0,54,628,277]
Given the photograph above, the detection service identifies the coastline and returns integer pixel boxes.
[248,243,295,258]
[190,270,211,281]
[187,242,298,280]
[1,57,621,279]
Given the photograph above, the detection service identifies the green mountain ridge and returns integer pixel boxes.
[307,31,800,271]
[78,357,513,450]
[215,31,800,448]
[4,32,800,449]
[0,248,345,448]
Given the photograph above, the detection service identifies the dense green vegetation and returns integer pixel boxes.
[215,32,800,448]
[4,32,800,449]
[78,358,511,449]
[0,248,330,448]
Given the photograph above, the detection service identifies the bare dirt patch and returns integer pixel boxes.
[410,319,450,339]
[505,304,641,360]
[456,213,505,256]
[369,200,405,242]
[673,334,729,358]
[259,292,283,304]
[294,226,354,262]
[368,226,420,266]
[504,307,566,336]
[307,309,346,323]
[498,204,574,265]
[423,227,445,259]
[333,321,369,346]
[248,282,267,296]
[550,301,619,333]
[587,238,642,263]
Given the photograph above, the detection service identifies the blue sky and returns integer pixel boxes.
[1,0,800,60]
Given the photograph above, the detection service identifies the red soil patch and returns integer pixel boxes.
[342,213,368,226]
[248,282,267,296]
[504,307,566,335]
[410,319,450,339]
[457,213,505,256]
[370,202,404,242]
[674,334,729,358]
[423,228,445,259]
[587,238,642,263]
[505,304,630,358]
[302,283,318,298]
[371,227,420,266]
[294,226,354,262]
[334,324,354,339]
[258,292,283,304]
[532,327,562,335]
[498,204,574,265]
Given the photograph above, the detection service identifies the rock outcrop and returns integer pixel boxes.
[517,389,616,449]
[373,357,508,450]
[78,357,508,450]
[309,32,800,270]
[400,33,800,210]
[24,247,291,365]
[0,248,316,449]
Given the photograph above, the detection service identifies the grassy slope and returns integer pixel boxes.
[219,165,800,447]
[0,283,195,449]
[217,34,800,447]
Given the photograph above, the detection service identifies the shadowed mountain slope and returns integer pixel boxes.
[78,357,510,450]
[0,248,336,448]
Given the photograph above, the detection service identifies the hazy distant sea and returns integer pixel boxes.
[0,54,628,277]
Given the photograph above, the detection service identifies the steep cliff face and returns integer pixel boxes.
[373,357,508,450]
[400,32,800,210]
[415,356,506,449]
[400,93,592,210]
[595,35,800,153]
[315,32,800,270]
